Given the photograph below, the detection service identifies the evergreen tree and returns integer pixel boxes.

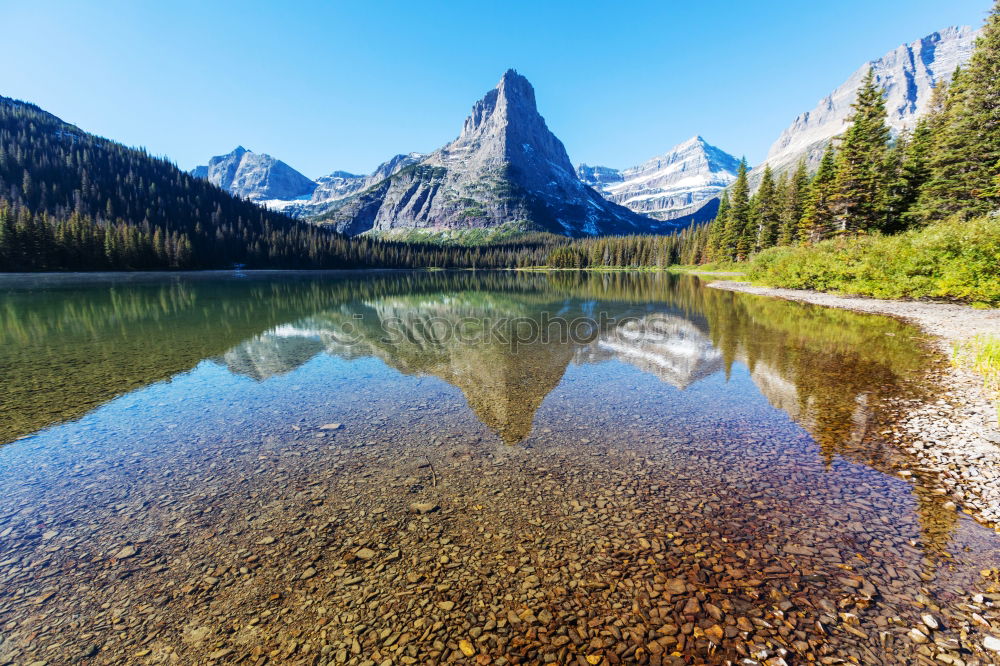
[706,191,729,262]
[751,165,781,251]
[801,143,838,242]
[885,117,935,230]
[830,68,891,233]
[918,2,1000,220]
[723,159,752,260]
[778,159,808,245]
[880,134,907,231]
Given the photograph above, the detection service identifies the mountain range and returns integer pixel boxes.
[314,70,673,237]
[756,25,977,181]
[188,25,977,235]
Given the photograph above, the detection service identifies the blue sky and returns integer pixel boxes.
[4,0,989,178]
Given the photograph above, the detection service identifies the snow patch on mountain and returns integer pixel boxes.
[759,25,978,179]
[579,136,740,221]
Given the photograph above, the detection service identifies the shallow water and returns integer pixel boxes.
[0,270,997,665]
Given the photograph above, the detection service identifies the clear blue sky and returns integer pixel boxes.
[4,0,989,178]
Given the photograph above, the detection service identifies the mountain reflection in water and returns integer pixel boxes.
[1,270,927,457]
[218,300,724,445]
[1,270,995,665]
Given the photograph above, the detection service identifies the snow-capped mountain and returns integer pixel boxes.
[315,69,672,237]
[759,26,978,179]
[578,136,741,222]
[190,146,317,201]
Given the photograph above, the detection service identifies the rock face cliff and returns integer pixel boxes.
[578,136,740,222]
[315,70,664,237]
[758,26,977,180]
[190,146,317,201]
[266,153,426,218]
[191,147,426,217]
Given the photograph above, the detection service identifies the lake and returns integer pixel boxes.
[0,270,996,665]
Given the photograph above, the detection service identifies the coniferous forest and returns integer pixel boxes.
[0,97,561,271]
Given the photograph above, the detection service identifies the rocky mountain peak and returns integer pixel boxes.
[461,69,537,136]
[317,69,662,237]
[756,25,977,181]
[580,136,740,223]
[496,68,536,111]
[191,146,316,201]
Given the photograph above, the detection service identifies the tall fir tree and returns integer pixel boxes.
[706,191,730,262]
[800,143,838,242]
[918,2,1000,220]
[723,159,752,260]
[880,134,907,231]
[830,68,891,233]
[885,116,935,230]
[751,165,781,251]
[778,159,808,245]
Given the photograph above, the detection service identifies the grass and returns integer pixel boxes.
[745,215,1000,307]
[953,334,1000,423]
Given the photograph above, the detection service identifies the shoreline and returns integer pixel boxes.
[710,281,1000,529]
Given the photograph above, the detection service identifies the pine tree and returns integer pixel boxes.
[751,165,780,251]
[801,143,838,242]
[830,68,891,233]
[778,159,808,245]
[706,191,730,262]
[918,2,1000,220]
[724,159,752,260]
[885,117,935,230]
[880,134,907,231]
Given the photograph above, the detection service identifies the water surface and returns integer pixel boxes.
[0,271,996,665]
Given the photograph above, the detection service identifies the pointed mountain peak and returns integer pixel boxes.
[461,69,540,137]
[324,69,656,237]
[496,68,536,108]
[232,145,248,156]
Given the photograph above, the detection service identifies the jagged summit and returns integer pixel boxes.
[757,25,978,180]
[580,136,740,222]
[190,146,316,201]
[462,69,538,136]
[315,70,666,237]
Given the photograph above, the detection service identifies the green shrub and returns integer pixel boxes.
[746,216,1000,305]
[953,334,1000,422]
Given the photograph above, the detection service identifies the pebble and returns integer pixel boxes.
[408,502,439,514]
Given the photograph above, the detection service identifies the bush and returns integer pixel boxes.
[953,334,1000,422]
[746,216,1000,305]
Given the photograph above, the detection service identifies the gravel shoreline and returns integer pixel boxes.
[709,281,1000,529]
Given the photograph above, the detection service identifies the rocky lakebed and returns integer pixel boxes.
[0,271,997,665]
